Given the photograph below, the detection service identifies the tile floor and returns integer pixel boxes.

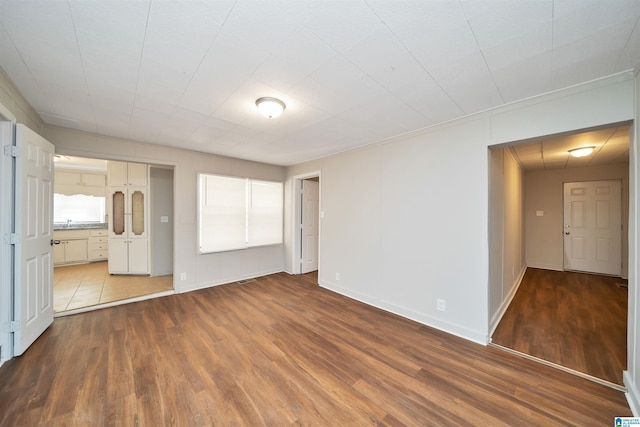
[54,261,173,313]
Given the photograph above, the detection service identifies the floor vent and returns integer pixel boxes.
[237,279,256,285]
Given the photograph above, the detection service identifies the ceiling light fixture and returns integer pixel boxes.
[569,146,595,158]
[256,97,286,118]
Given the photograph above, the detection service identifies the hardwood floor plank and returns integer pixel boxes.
[492,268,627,385]
[0,271,631,426]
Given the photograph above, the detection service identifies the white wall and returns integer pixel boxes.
[286,72,636,345]
[43,126,286,293]
[0,68,43,133]
[150,167,174,277]
[525,163,630,276]
[623,71,640,416]
[488,147,525,334]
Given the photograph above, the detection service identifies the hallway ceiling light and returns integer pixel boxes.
[569,146,595,157]
[256,97,285,118]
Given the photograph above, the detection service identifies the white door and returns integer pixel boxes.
[14,124,54,356]
[563,180,622,276]
[300,179,319,274]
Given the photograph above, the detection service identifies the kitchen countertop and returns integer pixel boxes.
[54,223,107,230]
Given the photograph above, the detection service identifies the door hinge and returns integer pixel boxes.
[3,145,20,157]
[4,233,19,244]
[3,321,20,333]
[8,233,19,245]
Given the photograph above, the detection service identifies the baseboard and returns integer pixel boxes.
[177,268,284,294]
[526,262,564,271]
[320,280,487,345]
[624,371,640,416]
[489,265,527,336]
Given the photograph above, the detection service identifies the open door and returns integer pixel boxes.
[13,123,54,356]
[300,179,319,274]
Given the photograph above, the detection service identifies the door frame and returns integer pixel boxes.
[291,171,321,275]
[52,155,177,306]
[0,110,16,363]
[487,121,632,379]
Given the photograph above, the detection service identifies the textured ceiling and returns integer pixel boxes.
[511,124,630,172]
[1,0,639,166]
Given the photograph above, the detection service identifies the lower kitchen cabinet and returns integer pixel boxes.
[53,228,108,265]
[53,239,88,264]
[108,238,149,274]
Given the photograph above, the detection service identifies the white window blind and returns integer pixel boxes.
[198,174,283,253]
[248,180,283,247]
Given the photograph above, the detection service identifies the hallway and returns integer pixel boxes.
[491,268,627,386]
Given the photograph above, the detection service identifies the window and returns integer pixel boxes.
[198,174,283,253]
[54,193,106,224]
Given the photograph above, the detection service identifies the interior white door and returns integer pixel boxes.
[300,179,319,274]
[563,180,622,276]
[14,124,54,356]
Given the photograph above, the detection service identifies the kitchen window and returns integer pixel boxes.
[54,193,106,225]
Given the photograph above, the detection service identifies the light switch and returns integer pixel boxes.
[320,211,325,219]
[536,210,544,217]
[160,215,169,223]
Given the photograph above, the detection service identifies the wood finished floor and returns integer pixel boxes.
[492,268,627,386]
[54,261,173,313]
[1,272,631,426]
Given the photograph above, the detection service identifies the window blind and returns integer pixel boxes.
[198,174,283,253]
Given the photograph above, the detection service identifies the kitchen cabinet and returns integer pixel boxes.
[107,161,147,187]
[107,161,150,274]
[55,170,106,197]
[88,229,108,261]
[53,239,88,264]
[53,229,91,265]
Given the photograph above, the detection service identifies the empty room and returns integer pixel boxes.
[1,1,639,425]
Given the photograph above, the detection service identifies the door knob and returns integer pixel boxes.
[51,239,61,246]
[565,232,570,235]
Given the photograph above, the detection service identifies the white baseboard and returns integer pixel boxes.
[320,280,487,345]
[624,371,640,416]
[526,262,564,271]
[176,268,284,294]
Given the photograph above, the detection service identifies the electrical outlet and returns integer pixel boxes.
[335,272,340,281]
[437,299,446,312]
[180,272,187,281]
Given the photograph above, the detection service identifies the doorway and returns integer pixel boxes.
[52,157,175,315]
[301,178,319,274]
[488,123,630,387]
[293,172,321,276]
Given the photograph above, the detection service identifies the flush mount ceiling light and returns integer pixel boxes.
[569,146,595,158]
[256,97,286,118]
